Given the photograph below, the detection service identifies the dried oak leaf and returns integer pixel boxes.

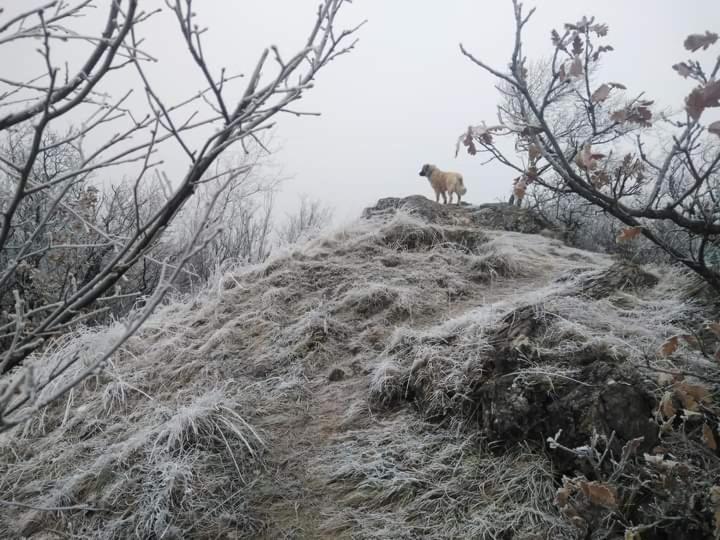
[659,391,677,419]
[703,423,718,450]
[592,45,614,61]
[678,382,710,403]
[528,143,542,161]
[520,125,544,137]
[551,29,564,49]
[616,226,642,242]
[709,121,720,137]
[555,485,572,507]
[686,80,720,120]
[673,62,693,78]
[579,481,618,509]
[676,382,710,411]
[611,110,628,123]
[681,334,700,349]
[572,34,584,56]
[684,31,719,52]
[592,84,612,103]
[660,335,680,357]
[566,16,594,32]
[591,23,609,37]
[575,143,605,170]
[569,56,584,78]
[558,63,567,82]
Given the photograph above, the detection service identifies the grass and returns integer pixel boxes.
[1,200,717,538]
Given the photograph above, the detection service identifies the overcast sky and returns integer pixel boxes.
[6,1,720,222]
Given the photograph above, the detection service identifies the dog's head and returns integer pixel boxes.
[419,164,433,177]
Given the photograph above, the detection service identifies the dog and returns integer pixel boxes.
[418,164,467,205]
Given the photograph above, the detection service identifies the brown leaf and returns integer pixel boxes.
[520,125,544,137]
[592,84,612,103]
[609,82,627,90]
[528,143,542,161]
[677,382,710,405]
[575,143,604,170]
[612,103,653,127]
[621,437,645,460]
[675,390,699,410]
[660,336,680,357]
[611,110,628,123]
[592,45,614,61]
[703,81,720,107]
[579,481,618,509]
[686,80,720,120]
[703,423,718,450]
[591,23,609,37]
[660,391,677,419]
[673,62,693,78]
[555,485,572,507]
[709,121,720,137]
[572,34,584,56]
[551,29,564,49]
[617,226,642,242]
[684,31,719,52]
[569,56,584,78]
[558,63,567,82]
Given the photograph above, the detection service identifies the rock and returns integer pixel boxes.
[362,195,557,235]
[328,367,346,382]
[467,203,552,234]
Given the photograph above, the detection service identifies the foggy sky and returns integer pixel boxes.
[5,1,720,223]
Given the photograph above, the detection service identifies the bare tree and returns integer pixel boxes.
[456,1,720,292]
[0,0,363,430]
[277,195,334,246]
[171,143,282,287]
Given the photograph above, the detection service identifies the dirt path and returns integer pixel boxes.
[254,268,558,538]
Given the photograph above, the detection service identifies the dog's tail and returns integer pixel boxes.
[458,175,467,195]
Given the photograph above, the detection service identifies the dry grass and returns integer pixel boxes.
[312,415,576,539]
[1,200,716,538]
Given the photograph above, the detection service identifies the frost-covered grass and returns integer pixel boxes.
[1,203,714,538]
[369,249,708,428]
[311,416,576,539]
[1,386,264,538]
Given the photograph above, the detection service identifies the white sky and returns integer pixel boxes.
[4,1,720,222]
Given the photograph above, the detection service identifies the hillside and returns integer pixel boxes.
[1,196,719,539]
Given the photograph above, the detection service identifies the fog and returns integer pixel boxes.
[5,1,720,220]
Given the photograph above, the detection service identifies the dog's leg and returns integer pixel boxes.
[435,190,440,203]
[442,191,448,204]
[448,192,454,204]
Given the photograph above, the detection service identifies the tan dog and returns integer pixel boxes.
[418,164,467,205]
